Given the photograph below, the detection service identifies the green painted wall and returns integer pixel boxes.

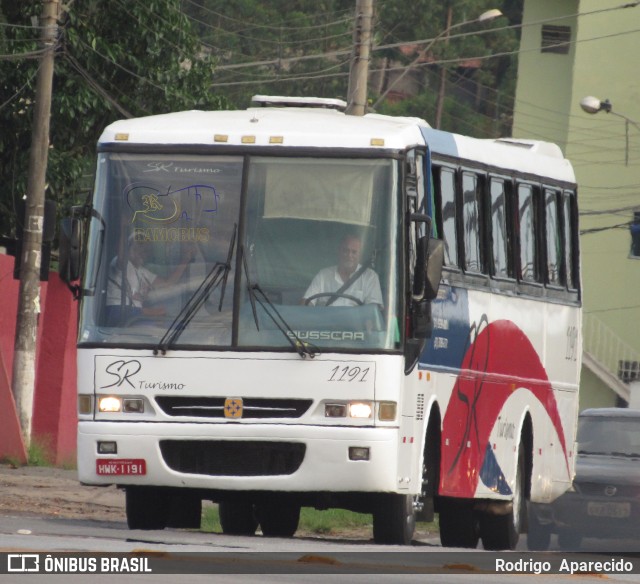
[513,0,640,410]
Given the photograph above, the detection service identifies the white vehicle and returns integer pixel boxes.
[60,96,581,548]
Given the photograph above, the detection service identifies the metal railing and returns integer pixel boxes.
[583,313,640,385]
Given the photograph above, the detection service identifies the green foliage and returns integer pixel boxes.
[0,0,228,238]
[184,0,354,107]
[375,0,522,136]
[0,0,525,238]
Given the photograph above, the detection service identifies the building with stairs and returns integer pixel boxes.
[513,0,640,410]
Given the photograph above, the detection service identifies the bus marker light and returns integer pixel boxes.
[325,404,347,418]
[349,402,373,418]
[378,402,397,421]
[97,441,117,455]
[98,396,122,413]
[349,447,370,461]
[78,395,93,415]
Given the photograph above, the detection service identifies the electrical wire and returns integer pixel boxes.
[0,64,40,112]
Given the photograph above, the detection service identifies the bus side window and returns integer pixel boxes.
[489,177,510,278]
[544,188,562,287]
[516,183,540,283]
[563,190,579,291]
[438,167,458,268]
[461,171,482,274]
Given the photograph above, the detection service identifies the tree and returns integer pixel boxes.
[0,0,227,239]
[183,0,355,107]
[375,0,523,137]
[181,0,523,137]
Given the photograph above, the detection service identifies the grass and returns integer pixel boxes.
[202,504,439,537]
[202,505,371,535]
[0,436,76,469]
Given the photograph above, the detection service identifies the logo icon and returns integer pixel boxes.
[8,554,39,572]
[604,485,617,497]
[224,398,243,419]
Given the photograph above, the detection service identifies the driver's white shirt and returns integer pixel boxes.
[303,264,383,307]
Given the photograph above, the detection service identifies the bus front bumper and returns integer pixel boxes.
[78,421,408,494]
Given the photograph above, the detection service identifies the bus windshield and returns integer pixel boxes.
[79,153,402,352]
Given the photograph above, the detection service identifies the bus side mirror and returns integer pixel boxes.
[424,238,444,301]
[414,236,443,302]
[59,217,82,284]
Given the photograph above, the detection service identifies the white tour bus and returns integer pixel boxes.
[60,96,581,548]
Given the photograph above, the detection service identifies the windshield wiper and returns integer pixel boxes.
[242,247,317,359]
[154,225,237,355]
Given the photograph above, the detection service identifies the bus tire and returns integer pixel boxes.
[219,500,258,535]
[167,494,202,529]
[372,493,416,545]
[480,443,526,550]
[255,499,300,538]
[125,486,169,530]
[439,499,479,548]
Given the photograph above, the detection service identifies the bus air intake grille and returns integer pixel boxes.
[154,397,313,419]
[159,440,306,476]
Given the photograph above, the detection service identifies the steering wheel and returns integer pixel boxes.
[304,292,364,306]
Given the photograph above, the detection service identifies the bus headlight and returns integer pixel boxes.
[324,401,396,420]
[97,396,145,413]
[98,396,122,413]
[325,403,347,418]
[348,402,373,419]
[123,398,144,413]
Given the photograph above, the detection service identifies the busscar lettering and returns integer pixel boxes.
[288,330,365,341]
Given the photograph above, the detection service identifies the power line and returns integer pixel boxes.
[0,64,40,112]
[180,0,352,32]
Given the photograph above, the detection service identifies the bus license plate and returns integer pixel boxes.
[587,501,630,518]
[96,459,146,476]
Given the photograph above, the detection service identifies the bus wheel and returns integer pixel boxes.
[480,443,526,550]
[255,499,300,537]
[167,494,202,529]
[125,486,169,530]
[373,493,416,545]
[219,500,258,535]
[439,499,479,548]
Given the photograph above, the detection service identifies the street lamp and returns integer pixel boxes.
[372,9,503,112]
[580,96,640,166]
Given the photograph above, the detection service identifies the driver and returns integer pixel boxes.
[302,233,383,307]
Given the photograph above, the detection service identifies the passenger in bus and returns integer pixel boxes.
[302,233,383,307]
[105,237,194,324]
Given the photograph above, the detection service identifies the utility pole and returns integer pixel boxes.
[346,0,374,116]
[12,0,60,446]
